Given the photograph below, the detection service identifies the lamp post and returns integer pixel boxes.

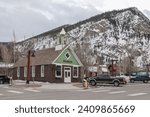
[26,50,35,84]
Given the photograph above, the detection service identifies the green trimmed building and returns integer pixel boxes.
[13,28,83,83]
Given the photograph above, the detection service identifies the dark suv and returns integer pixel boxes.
[130,72,150,83]
[0,75,10,84]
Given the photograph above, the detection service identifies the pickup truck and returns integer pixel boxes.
[130,71,150,83]
[0,75,10,84]
[87,74,126,87]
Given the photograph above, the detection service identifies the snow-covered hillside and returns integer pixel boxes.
[14,7,150,70]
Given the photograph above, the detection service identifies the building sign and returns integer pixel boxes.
[63,60,72,63]
[88,66,98,72]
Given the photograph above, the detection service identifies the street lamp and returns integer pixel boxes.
[26,50,35,84]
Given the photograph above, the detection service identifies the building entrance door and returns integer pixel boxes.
[64,67,71,83]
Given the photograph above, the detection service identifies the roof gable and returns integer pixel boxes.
[53,46,83,66]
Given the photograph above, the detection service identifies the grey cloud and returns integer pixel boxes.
[0,0,101,42]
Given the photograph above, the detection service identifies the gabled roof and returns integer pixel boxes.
[15,45,83,67]
[15,48,63,67]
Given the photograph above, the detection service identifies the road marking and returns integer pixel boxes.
[99,87,120,89]
[0,93,3,96]
[25,89,40,92]
[92,90,110,93]
[128,93,147,97]
[7,90,24,94]
[76,90,89,92]
[76,89,92,92]
[3,86,10,89]
[126,83,150,87]
[109,91,126,94]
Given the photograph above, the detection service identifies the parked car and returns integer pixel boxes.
[0,75,10,84]
[87,74,126,87]
[130,71,150,83]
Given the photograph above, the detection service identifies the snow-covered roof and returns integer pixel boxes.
[0,62,14,68]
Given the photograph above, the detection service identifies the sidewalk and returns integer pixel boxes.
[10,80,41,88]
[40,82,82,90]
[10,80,83,90]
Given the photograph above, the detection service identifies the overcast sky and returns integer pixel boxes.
[0,0,150,42]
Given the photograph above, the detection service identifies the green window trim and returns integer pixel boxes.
[65,52,71,60]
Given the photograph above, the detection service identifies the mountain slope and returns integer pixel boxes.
[1,7,150,72]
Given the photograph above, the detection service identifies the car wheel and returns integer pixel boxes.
[130,79,135,83]
[0,80,3,84]
[90,80,96,86]
[143,80,148,83]
[114,81,119,87]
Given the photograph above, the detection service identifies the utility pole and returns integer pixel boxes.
[26,50,31,84]
[26,50,35,84]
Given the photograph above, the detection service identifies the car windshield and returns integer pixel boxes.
[137,72,147,76]
[97,74,111,79]
[131,73,136,76]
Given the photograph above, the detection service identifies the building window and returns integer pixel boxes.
[73,67,78,78]
[32,66,35,77]
[17,67,20,77]
[24,67,27,77]
[65,52,71,60]
[41,65,44,77]
[55,65,62,77]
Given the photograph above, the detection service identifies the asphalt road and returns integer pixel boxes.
[0,82,150,100]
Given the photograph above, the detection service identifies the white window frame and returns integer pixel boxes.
[55,65,62,78]
[73,66,78,78]
[32,66,35,77]
[65,52,71,60]
[17,67,20,78]
[24,67,27,77]
[41,65,44,77]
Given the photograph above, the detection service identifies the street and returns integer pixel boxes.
[0,82,150,100]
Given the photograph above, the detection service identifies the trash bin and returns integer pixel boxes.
[82,79,88,89]
[9,76,13,86]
